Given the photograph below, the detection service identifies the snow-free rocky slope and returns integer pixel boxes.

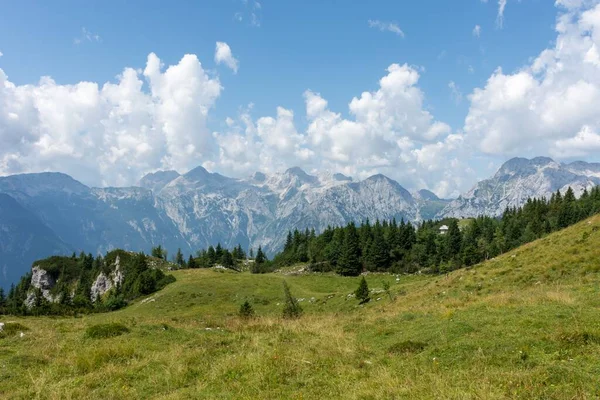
[438,157,600,219]
[1,157,598,289]
[0,168,425,289]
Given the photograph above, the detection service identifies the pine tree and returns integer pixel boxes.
[151,245,166,260]
[282,281,302,319]
[445,220,462,261]
[188,254,197,269]
[221,250,234,268]
[355,276,370,304]
[207,246,216,266]
[255,246,266,264]
[175,248,185,267]
[338,222,361,276]
[0,287,5,312]
[238,300,255,318]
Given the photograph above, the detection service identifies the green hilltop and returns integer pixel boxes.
[1,213,600,399]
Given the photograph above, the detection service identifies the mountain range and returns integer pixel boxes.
[1,156,598,289]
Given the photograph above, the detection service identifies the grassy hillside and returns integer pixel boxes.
[2,215,600,399]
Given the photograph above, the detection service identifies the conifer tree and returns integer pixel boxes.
[207,246,216,266]
[255,246,266,264]
[175,248,185,267]
[282,281,302,319]
[338,222,361,276]
[238,300,255,318]
[355,276,370,304]
[188,254,197,269]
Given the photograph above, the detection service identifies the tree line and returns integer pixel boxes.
[270,186,600,275]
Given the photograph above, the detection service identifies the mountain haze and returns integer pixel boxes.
[1,157,599,289]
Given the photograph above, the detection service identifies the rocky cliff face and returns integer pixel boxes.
[438,157,600,219]
[90,256,124,302]
[2,158,598,289]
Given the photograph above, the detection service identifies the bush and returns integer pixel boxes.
[85,323,130,339]
[238,300,255,318]
[103,291,127,311]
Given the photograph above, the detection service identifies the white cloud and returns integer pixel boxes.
[464,1,600,159]
[0,51,3,58]
[214,42,239,73]
[0,53,221,187]
[213,63,468,197]
[473,25,482,37]
[74,27,101,45]
[449,81,463,103]
[235,0,262,27]
[497,0,507,28]
[368,20,405,37]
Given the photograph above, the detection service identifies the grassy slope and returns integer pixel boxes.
[1,216,600,399]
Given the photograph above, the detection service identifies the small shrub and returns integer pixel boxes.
[0,322,29,338]
[85,323,130,339]
[238,300,255,319]
[388,340,427,355]
[282,281,303,319]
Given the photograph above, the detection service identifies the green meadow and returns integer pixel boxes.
[2,215,600,399]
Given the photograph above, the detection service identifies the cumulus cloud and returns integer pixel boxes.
[214,42,239,73]
[368,20,405,37]
[213,63,469,197]
[464,1,600,159]
[473,25,482,37]
[0,52,221,187]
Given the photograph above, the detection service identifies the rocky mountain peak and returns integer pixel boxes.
[138,170,180,193]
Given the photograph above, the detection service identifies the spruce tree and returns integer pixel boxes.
[282,281,303,319]
[0,287,5,313]
[175,248,185,267]
[188,254,197,269]
[238,300,255,318]
[338,222,361,276]
[355,276,370,304]
[207,246,216,266]
[446,220,462,261]
[255,246,266,264]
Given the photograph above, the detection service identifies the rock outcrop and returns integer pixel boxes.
[90,255,124,302]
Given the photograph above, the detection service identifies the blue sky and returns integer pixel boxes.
[1,0,599,197]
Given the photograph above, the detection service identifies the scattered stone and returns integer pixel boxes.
[19,332,24,338]
[0,322,4,332]
[376,298,382,301]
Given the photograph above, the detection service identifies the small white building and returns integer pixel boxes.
[439,225,449,235]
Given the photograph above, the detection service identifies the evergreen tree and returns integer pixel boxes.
[207,246,216,266]
[151,245,166,260]
[238,300,255,318]
[175,248,185,267]
[355,276,370,304]
[221,250,235,268]
[445,220,462,262]
[282,281,303,319]
[188,254,197,269]
[338,222,362,276]
[0,287,5,313]
[255,246,266,264]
